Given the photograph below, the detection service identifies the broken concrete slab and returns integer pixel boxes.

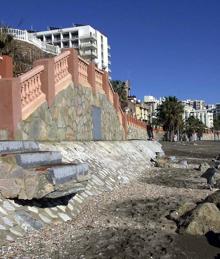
[0,141,39,154]
[15,151,62,169]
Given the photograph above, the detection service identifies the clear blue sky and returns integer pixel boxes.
[1,0,220,104]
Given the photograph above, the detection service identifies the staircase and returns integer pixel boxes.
[0,141,90,200]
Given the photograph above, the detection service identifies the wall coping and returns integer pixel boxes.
[19,65,44,82]
[54,50,70,63]
[0,50,146,140]
[78,56,90,65]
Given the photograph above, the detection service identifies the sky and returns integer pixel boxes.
[1,0,220,104]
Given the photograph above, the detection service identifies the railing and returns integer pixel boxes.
[1,28,60,55]
[80,33,97,40]
[78,56,90,87]
[126,115,146,129]
[19,65,46,119]
[80,42,97,48]
[82,50,97,57]
[54,51,71,93]
[95,69,104,92]
[0,48,146,139]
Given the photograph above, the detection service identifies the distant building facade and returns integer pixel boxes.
[33,25,111,74]
[143,96,164,122]
[214,103,220,119]
[182,99,214,128]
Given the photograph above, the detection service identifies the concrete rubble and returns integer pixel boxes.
[0,141,90,200]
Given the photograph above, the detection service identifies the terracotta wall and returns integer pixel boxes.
[0,49,146,140]
[0,55,13,78]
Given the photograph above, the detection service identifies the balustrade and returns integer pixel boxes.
[95,69,104,91]
[19,65,46,119]
[78,57,90,87]
[54,51,71,94]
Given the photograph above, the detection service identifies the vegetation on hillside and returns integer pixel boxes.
[0,26,15,56]
[0,24,53,76]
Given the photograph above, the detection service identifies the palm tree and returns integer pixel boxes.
[185,116,206,140]
[157,96,184,141]
[214,115,220,131]
[111,80,128,110]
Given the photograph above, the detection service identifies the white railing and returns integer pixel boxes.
[80,42,97,48]
[1,28,60,55]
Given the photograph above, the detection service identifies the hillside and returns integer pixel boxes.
[10,40,55,76]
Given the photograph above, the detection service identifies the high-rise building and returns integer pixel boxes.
[193,100,205,110]
[33,25,111,74]
[214,103,220,119]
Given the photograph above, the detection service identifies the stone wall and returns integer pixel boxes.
[15,82,125,141]
[202,133,220,141]
[127,125,147,140]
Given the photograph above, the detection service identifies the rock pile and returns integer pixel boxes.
[167,190,220,236]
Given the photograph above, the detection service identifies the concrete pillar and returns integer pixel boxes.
[34,58,55,107]
[113,93,120,112]
[63,48,79,85]
[0,78,22,139]
[102,71,110,99]
[88,63,96,94]
[0,55,13,78]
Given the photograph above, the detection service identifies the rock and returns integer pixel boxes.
[45,181,87,199]
[178,203,220,235]
[155,152,164,158]
[169,156,176,162]
[0,179,22,199]
[215,179,220,188]
[204,190,220,209]
[201,167,217,181]
[168,202,196,221]
[14,211,44,231]
[198,162,210,173]
[156,158,168,168]
[213,160,220,169]
[179,160,188,168]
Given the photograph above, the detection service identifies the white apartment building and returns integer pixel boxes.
[182,99,206,110]
[144,96,164,113]
[214,103,220,118]
[143,96,164,123]
[183,105,214,128]
[33,25,111,74]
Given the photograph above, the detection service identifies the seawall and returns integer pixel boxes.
[0,140,163,241]
[15,82,125,141]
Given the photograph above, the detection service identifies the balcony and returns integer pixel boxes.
[71,43,79,48]
[80,33,97,41]
[108,45,111,49]
[108,52,111,57]
[70,35,78,40]
[45,37,52,43]
[80,41,97,49]
[53,38,61,43]
[108,60,111,65]
[81,49,97,58]
[62,37,70,42]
